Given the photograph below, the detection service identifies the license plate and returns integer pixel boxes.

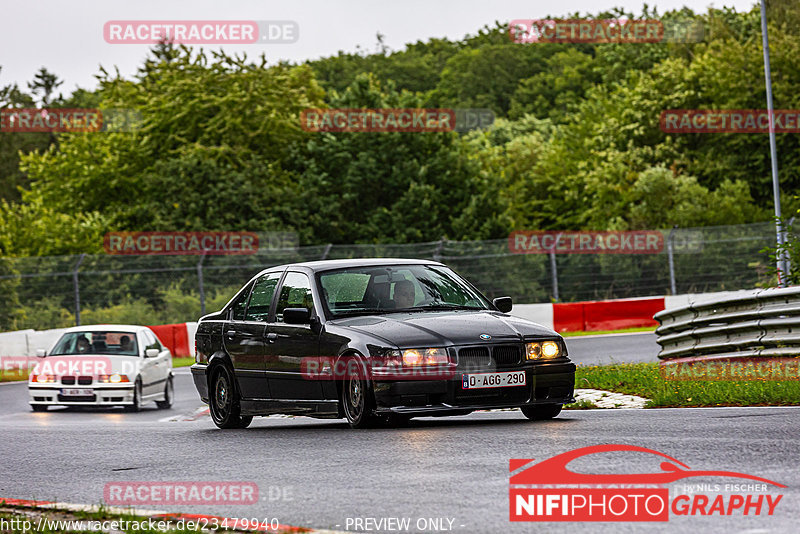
[461,371,526,389]
[61,389,93,396]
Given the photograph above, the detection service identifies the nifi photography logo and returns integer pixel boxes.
[509,445,785,522]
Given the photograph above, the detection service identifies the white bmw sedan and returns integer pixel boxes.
[28,325,173,412]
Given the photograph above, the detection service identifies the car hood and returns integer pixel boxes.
[329,310,558,348]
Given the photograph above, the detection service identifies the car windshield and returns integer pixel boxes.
[50,331,139,356]
[319,264,491,317]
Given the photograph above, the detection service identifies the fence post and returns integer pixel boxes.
[73,254,86,326]
[320,244,332,260]
[667,226,677,295]
[197,252,207,316]
[549,251,559,302]
[433,238,445,262]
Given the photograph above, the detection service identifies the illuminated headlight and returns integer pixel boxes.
[33,374,55,383]
[525,341,561,360]
[99,374,130,383]
[402,348,448,366]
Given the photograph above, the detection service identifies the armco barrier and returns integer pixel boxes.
[654,286,800,360]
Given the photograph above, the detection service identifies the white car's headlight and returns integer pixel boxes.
[98,374,130,383]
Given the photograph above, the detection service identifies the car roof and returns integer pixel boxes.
[258,258,444,275]
[61,324,148,333]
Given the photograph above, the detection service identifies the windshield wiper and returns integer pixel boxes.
[413,304,484,311]
[332,308,395,318]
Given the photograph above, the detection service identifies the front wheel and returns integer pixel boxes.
[209,365,249,429]
[156,376,173,409]
[521,404,562,421]
[124,379,142,412]
[341,357,381,429]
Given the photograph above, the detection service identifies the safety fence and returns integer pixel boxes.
[0,221,789,331]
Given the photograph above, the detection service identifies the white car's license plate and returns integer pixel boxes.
[61,389,93,396]
[461,371,526,389]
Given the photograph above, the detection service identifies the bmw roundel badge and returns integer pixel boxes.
[480,333,491,340]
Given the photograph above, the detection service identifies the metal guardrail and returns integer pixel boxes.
[654,287,800,360]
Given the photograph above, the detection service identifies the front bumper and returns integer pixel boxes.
[28,384,135,406]
[372,360,575,415]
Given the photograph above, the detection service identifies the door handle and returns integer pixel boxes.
[225,330,237,338]
[266,333,278,343]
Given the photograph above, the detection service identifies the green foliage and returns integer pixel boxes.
[13,284,241,331]
[0,2,794,258]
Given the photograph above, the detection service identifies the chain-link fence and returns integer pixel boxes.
[0,222,788,331]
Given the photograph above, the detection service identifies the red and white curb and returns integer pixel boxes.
[0,498,347,533]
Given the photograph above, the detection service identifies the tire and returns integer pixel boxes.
[30,404,47,412]
[209,364,249,429]
[521,404,562,421]
[341,356,381,429]
[156,376,173,409]
[124,379,142,412]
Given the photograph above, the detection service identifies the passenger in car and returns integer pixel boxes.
[120,335,134,354]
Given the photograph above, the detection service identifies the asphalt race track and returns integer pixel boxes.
[2,331,798,534]
[565,331,660,365]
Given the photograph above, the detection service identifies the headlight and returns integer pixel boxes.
[402,348,448,366]
[32,374,55,383]
[99,374,130,383]
[525,341,561,360]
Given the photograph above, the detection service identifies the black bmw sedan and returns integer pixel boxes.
[191,259,575,429]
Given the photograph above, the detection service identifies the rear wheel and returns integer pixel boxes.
[156,376,173,409]
[342,357,381,429]
[521,404,562,420]
[30,404,47,412]
[209,365,250,429]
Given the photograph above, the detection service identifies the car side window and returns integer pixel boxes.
[143,330,162,352]
[275,272,314,323]
[230,285,252,321]
[245,273,282,322]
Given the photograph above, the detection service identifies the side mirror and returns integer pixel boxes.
[145,348,160,358]
[493,296,513,313]
[36,349,47,358]
[284,307,311,324]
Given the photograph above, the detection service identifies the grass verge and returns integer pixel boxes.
[576,363,800,408]
[172,357,195,368]
[0,370,28,383]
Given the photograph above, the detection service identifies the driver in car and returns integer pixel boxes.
[76,336,91,354]
[393,280,416,309]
